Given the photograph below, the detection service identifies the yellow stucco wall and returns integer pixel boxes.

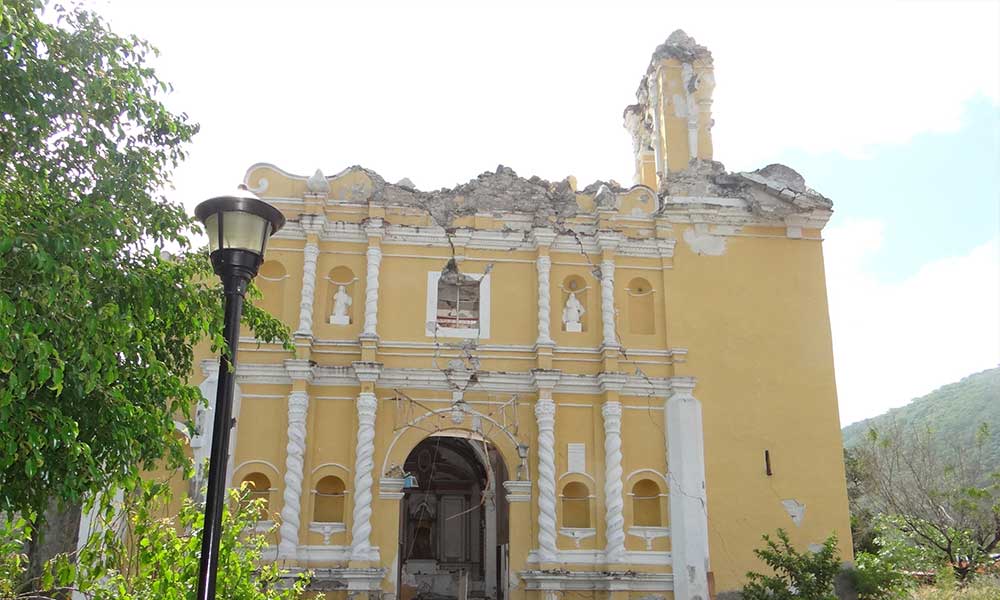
[154,31,849,600]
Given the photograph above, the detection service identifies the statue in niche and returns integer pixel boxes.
[562,291,585,332]
[329,285,352,325]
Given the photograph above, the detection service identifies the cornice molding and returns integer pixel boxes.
[233,363,694,398]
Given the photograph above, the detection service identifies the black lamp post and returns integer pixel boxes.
[193,186,285,600]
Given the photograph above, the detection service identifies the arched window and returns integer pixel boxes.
[240,472,272,519]
[632,479,662,526]
[627,277,655,335]
[561,482,591,528]
[313,476,346,523]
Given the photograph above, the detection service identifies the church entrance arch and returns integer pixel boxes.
[397,433,509,600]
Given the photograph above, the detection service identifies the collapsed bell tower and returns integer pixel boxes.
[624,30,716,189]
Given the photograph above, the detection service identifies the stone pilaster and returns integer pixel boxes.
[294,239,320,337]
[532,369,561,562]
[361,220,384,339]
[666,381,710,600]
[599,373,627,563]
[597,234,621,352]
[278,390,309,557]
[350,362,382,563]
[278,360,314,558]
[532,228,556,350]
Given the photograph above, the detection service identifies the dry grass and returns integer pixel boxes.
[909,577,1000,600]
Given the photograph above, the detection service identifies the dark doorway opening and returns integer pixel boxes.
[398,435,509,600]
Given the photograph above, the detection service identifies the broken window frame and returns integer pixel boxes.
[425,270,492,339]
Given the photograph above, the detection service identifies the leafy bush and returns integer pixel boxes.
[850,551,912,600]
[742,529,841,600]
[0,482,318,599]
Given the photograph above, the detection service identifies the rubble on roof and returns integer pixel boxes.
[374,165,580,227]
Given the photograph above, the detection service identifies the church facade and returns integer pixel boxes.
[179,31,850,600]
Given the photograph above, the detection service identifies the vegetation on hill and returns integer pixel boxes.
[842,366,1000,595]
[843,367,1000,468]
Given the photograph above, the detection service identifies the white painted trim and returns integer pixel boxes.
[232,459,282,478]
[425,270,492,339]
[558,471,596,484]
[308,521,346,545]
[503,480,532,503]
[310,462,352,476]
[524,551,672,568]
[627,526,671,550]
[625,469,669,484]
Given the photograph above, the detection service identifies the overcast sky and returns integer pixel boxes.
[96,0,999,425]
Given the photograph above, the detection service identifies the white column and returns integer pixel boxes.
[362,225,383,338]
[295,241,319,336]
[536,255,553,346]
[667,385,710,600]
[534,397,558,561]
[350,391,378,561]
[600,259,617,347]
[278,390,309,557]
[602,401,626,561]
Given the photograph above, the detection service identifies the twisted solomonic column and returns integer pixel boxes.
[602,401,626,561]
[536,255,553,346]
[278,391,309,557]
[600,259,617,347]
[534,398,558,561]
[350,391,378,560]
[295,242,319,336]
[362,245,382,337]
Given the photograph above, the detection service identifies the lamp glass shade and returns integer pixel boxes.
[204,211,271,255]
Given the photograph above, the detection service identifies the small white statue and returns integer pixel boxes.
[330,285,352,325]
[562,292,585,332]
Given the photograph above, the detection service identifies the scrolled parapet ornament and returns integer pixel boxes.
[350,391,378,560]
[295,242,320,336]
[602,400,626,561]
[600,259,618,347]
[536,255,553,346]
[362,245,382,337]
[278,391,309,557]
[534,398,558,561]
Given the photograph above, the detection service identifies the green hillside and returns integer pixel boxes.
[842,367,1000,466]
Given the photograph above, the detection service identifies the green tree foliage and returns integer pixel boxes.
[850,422,1000,579]
[742,529,841,600]
[1,485,318,599]
[0,0,289,517]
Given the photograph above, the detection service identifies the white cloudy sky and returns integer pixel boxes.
[94,0,999,425]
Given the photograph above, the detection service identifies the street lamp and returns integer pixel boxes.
[193,185,285,600]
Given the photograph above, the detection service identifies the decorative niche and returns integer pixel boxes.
[326,266,356,326]
[627,277,655,335]
[561,275,589,333]
[256,260,288,321]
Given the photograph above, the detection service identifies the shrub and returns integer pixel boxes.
[742,529,841,600]
[850,551,912,600]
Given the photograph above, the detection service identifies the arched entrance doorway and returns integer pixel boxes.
[398,433,509,600]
